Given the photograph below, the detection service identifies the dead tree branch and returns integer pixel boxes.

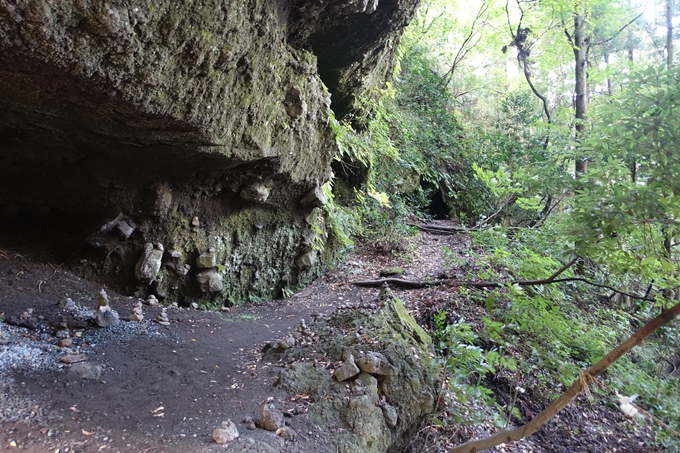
[353,257,656,302]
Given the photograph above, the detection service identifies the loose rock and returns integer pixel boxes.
[60,353,87,364]
[145,295,159,306]
[334,354,360,382]
[169,263,190,277]
[196,248,217,269]
[196,269,223,292]
[53,322,69,339]
[380,403,398,427]
[276,426,297,441]
[128,302,144,322]
[135,243,164,282]
[94,309,120,328]
[295,251,317,269]
[68,363,102,380]
[259,403,284,431]
[240,182,270,203]
[212,419,239,444]
[156,308,170,326]
[59,298,76,310]
[300,186,327,207]
[356,351,399,376]
[96,289,111,311]
[273,335,295,351]
[168,249,183,259]
[357,372,379,403]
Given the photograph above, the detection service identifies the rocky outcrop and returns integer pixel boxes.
[289,0,422,116]
[0,0,419,304]
[274,288,440,453]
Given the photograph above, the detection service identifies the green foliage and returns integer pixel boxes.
[432,309,517,417]
[433,311,502,404]
[326,2,680,443]
[388,43,489,220]
[467,224,680,441]
[572,65,680,290]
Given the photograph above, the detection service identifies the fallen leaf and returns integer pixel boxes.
[150,406,164,414]
[82,429,95,436]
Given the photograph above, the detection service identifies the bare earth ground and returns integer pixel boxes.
[0,222,663,452]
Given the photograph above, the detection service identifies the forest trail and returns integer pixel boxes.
[0,222,660,452]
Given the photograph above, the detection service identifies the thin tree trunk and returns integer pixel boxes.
[574,14,588,177]
[604,52,613,96]
[667,0,674,68]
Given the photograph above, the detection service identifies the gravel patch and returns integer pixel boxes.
[0,319,163,426]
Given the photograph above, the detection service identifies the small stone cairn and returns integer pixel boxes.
[156,307,170,326]
[128,302,144,322]
[94,289,120,328]
[145,295,159,306]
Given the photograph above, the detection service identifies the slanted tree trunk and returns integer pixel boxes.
[449,300,680,453]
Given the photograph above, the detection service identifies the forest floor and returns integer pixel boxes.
[0,221,663,452]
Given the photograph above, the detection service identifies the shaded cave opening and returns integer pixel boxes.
[427,189,451,220]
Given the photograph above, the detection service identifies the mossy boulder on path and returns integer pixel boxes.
[275,288,440,453]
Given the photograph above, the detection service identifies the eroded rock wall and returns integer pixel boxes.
[0,0,419,303]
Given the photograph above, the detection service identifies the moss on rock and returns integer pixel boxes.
[276,289,440,453]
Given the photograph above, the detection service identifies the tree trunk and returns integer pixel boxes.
[604,52,612,96]
[667,0,673,68]
[574,14,588,177]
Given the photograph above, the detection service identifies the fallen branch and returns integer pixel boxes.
[353,278,449,288]
[409,223,472,234]
[353,278,654,301]
[449,300,680,453]
[415,226,463,235]
[353,258,655,302]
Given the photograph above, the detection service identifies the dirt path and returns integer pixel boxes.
[0,250,369,452]
[0,224,664,452]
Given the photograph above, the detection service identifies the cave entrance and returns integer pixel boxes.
[427,189,451,220]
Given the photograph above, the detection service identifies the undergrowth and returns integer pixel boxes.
[433,222,680,449]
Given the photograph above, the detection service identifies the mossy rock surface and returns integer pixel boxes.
[0,0,419,304]
[276,289,440,453]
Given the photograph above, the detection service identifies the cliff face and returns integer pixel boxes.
[0,0,419,304]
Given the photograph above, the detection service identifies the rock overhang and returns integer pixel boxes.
[0,0,420,303]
